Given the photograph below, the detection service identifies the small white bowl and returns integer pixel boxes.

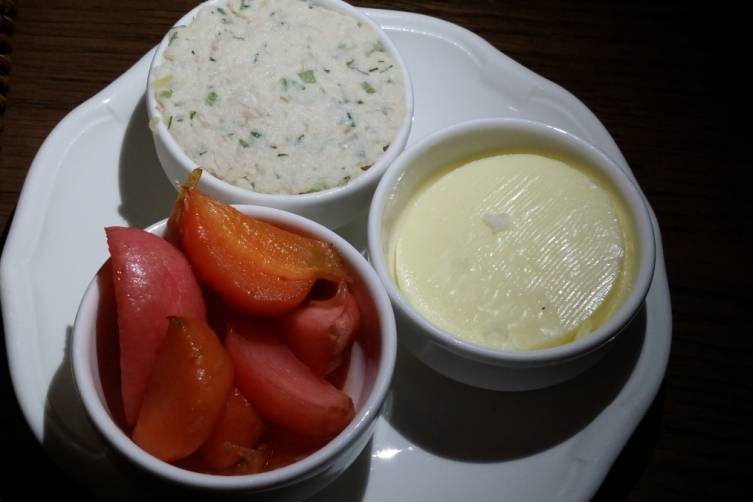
[368,118,656,391]
[147,0,414,229]
[72,206,397,498]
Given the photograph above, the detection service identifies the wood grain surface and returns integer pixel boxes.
[1,1,748,500]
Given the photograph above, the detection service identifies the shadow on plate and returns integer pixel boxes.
[117,93,176,228]
[386,305,647,462]
[42,326,373,501]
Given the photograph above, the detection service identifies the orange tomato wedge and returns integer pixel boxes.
[171,170,351,316]
[132,317,234,462]
[196,388,266,472]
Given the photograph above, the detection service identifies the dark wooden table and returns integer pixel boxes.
[1,1,748,500]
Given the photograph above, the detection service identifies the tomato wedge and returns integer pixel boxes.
[106,227,206,428]
[173,178,350,315]
[132,317,233,462]
[196,388,266,472]
[279,281,360,376]
[224,318,355,439]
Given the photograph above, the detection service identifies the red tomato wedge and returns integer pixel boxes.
[196,388,266,472]
[224,320,355,439]
[133,317,234,462]
[172,177,350,316]
[279,281,360,376]
[106,227,206,428]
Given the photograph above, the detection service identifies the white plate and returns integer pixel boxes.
[0,9,671,501]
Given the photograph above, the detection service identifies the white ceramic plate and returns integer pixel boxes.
[0,9,671,501]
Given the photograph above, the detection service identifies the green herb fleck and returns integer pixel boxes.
[347,59,368,75]
[380,64,394,73]
[191,49,196,55]
[239,139,250,148]
[199,150,207,156]
[300,185,326,194]
[280,78,288,91]
[159,89,173,98]
[368,67,378,72]
[367,40,385,56]
[209,56,217,62]
[251,131,262,138]
[298,70,316,84]
[167,116,173,129]
[216,7,227,15]
[297,134,305,142]
[169,31,179,45]
[240,0,251,10]
[323,68,330,73]
[206,91,218,106]
[190,111,197,119]
[361,82,376,94]
[277,153,288,157]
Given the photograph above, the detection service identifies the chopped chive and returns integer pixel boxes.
[169,31,179,44]
[167,116,173,129]
[361,82,376,94]
[297,134,305,142]
[159,89,173,98]
[346,59,368,75]
[277,153,288,157]
[251,130,262,138]
[206,91,218,106]
[323,67,330,73]
[191,49,196,55]
[360,164,373,171]
[253,52,259,63]
[380,64,393,73]
[209,56,217,62]
[216,7,227,15]
[239,139,250,148]
[368,67,378,72]
[357,100,364,104]
[298,70,316,84]
[190,111,196,119]
[280,78,288,91]
[270,145,277,149]
[240,0,251,10]
[199,150,207,156]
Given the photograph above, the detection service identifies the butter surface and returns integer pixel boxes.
[391,153,634,350]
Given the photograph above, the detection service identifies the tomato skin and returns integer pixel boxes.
[174,189,352,316]
[106,226,206,428]
[132,317,234,463]
[224,319,355,439]
[196,388,266,472]
[279,281,360,376]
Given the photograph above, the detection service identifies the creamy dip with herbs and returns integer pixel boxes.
[151,0,406,195]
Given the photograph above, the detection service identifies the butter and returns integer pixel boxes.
[390,153,636,351]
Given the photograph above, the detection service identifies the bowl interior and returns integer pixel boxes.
[72,205,396,490]
[370,118,656,366]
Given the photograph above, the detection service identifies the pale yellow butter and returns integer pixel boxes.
[390,153,635,351]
